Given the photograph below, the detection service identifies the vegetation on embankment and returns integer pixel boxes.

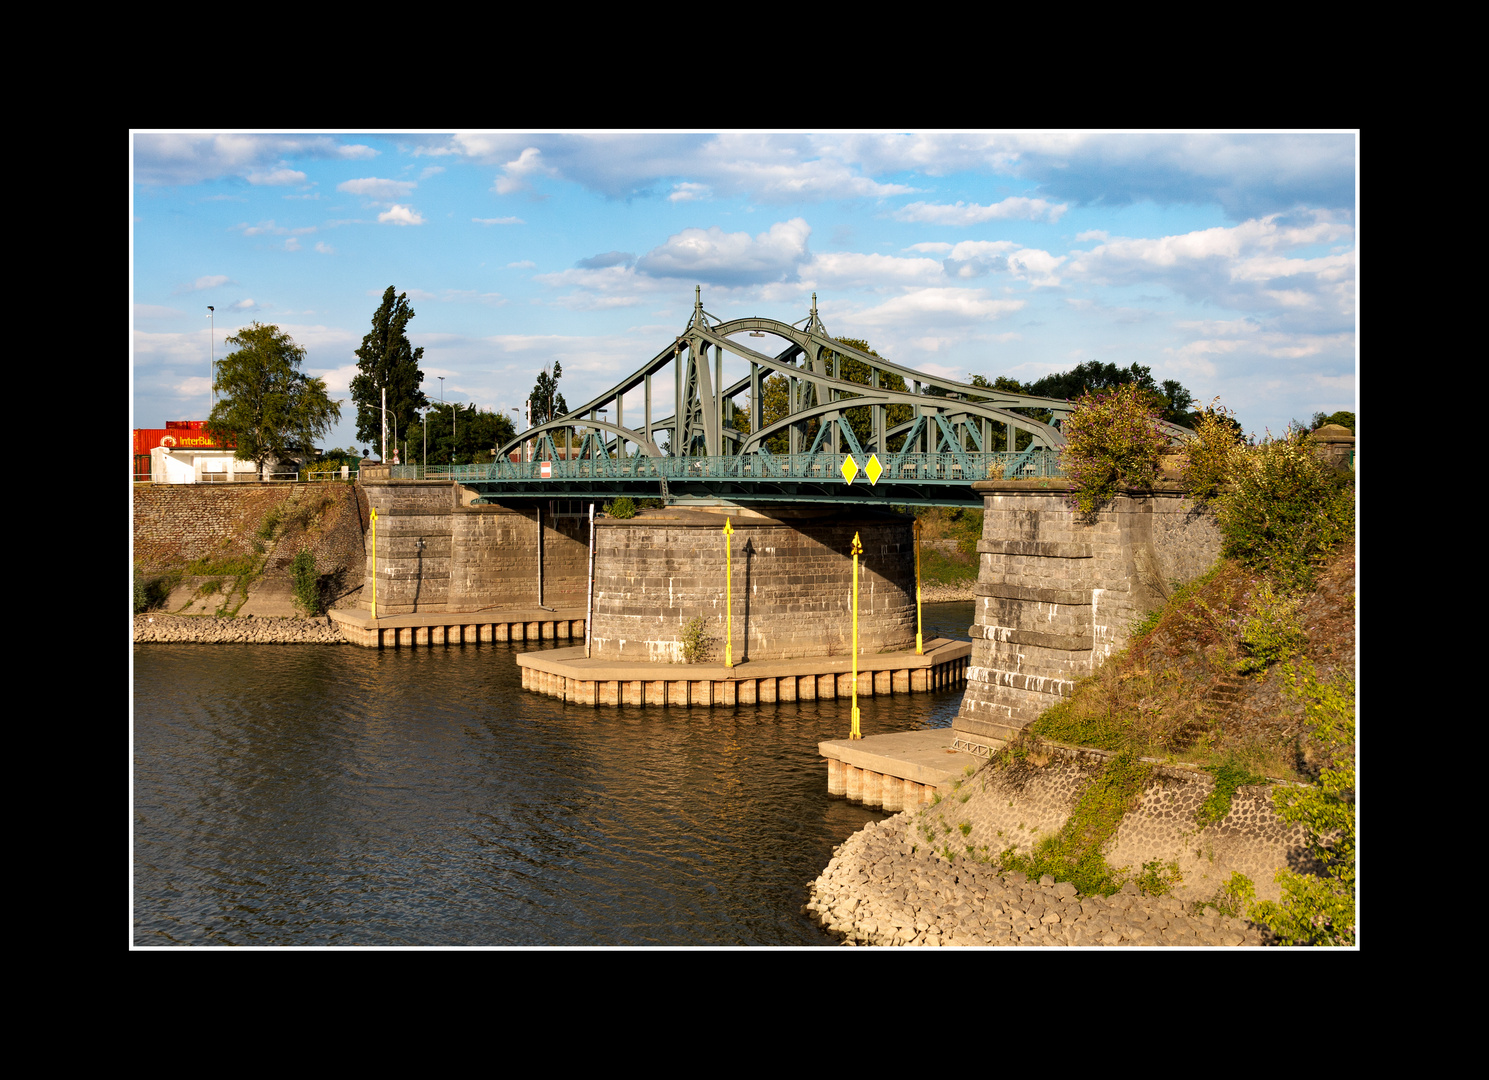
[983,411,1356,943]
[907,506,982,589]
[134,483,366,619]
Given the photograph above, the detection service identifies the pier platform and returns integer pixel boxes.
[818,729,984,811]
[516,637,971,708]
[329,606,586,648]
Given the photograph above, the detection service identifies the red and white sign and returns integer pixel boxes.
[540,461,552,478]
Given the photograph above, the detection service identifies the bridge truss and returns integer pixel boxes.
[442,290,1190,507]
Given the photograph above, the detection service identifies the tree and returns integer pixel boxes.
[529,362,568,427]
[349,287,428,453]
[206,323,341,477]
[756,337,908,454]
[409,404,516,467]
[1309,410,1355,433]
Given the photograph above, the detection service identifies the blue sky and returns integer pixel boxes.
[131,131,1357,453]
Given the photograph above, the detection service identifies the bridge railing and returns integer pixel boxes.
[434,449,1063,485]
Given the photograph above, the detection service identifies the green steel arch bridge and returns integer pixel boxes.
[434,289,1192,508]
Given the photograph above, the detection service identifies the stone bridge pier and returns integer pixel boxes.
[950,479,1222,755]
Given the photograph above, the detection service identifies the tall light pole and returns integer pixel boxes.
[438,376,445,468]
[207,306,215,409]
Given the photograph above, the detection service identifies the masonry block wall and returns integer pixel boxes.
[448,507,588,611]
[133,483,368,588]
[588,509,916,663]
[357,480,588,614]
[952,480,1221,751]
[133,484,295,569]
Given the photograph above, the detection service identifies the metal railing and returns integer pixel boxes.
[435,449,1064,485]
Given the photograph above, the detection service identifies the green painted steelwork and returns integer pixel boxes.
[456,290,1191,506]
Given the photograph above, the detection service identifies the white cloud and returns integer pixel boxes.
[939,241,1065,286]
[474,216,524,225]
[378,204,425,226]
[1075,230,1109,242]
[846,288,1026,327]
[635,218,811,286]
[133,134,377,186]
[894,196,1068,225]
[247,167,307,186]
[175,376,212,398]
[799,251,943,289]
[420,166,445,179]
[669,182,711,202]
[234,220,317,237]
[134,304,183,319]
[1066,212,1355,324]
[906,242,952,254]
[338,177,417,199]
[507,260,536,269]
[230,298,257,310]
[316,363,359,394]
[441,290,506,306]
[493,148,555,195]
[175,274,230,294]
[315,241,335,254]
[284,238,301,251]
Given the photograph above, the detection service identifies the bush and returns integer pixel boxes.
[1181,400,1246,507]
[680,616,711,664]
[1249,662,1355,945]
[606,496,638,519]
[1236,581,1307,675]
[1218,427,1354,593]
[1060,384,1170,518]
[291,546,320,616]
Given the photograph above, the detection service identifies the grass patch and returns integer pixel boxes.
[997,747,1151,896]
[1196,758,1267,828]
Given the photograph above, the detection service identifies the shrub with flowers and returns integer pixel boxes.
[1217,425,1354,594]
[1181,399,1246,508]
[1059,383,1171,518]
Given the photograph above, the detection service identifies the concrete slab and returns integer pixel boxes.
[514,637,971,683]
[818,729,980,791]
[240,576,299,618]
[328,606,586,631]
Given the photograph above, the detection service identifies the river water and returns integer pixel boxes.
[132,602,973,947]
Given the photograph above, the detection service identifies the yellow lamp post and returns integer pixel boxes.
[723,518,734,668]
[369,507,378,620]
[850,530,862,740]
[914,517,923,655]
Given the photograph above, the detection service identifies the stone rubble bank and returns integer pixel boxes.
[133,614,346,645]
[804,813,1270,947]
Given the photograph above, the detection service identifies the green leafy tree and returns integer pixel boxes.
[207,323,341,477]
[349,287,428,453]
[529,362,568,427]
[757,337,908,454]
[410,404,517,467]
[1309,410,1355,433]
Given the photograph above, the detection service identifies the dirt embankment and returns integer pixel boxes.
[134,483,367,625]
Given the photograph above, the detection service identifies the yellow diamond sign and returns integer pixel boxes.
[841,455,859,484]
[865,453,883,486]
